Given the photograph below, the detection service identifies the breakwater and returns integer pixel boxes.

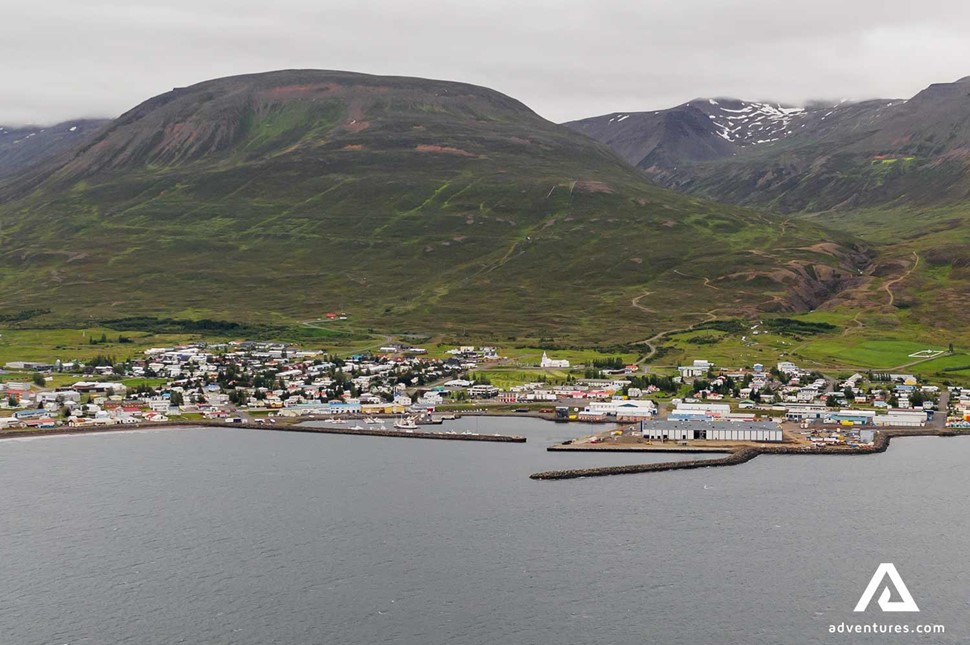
[530,428,967,480]
[0,420,526,443]
[548,444,732,454]
[530,448,761,480]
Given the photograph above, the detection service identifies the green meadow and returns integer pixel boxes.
[796,340,947,370]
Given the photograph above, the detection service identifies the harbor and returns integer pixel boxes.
[0,419,527,443]
[530,426,969,480]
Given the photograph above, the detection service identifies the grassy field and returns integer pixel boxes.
[651,309,963,374]
[796,340,947,370]
[655,326,796,367]
[901,353,970,381]
[473,368,572,389]
[0,328,204,365]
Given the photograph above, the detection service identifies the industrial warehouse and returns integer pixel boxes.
[639,421,784,443]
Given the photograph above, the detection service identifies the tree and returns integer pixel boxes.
[169,391,184,407]
[7,396,17,408]
[32,373,46,387]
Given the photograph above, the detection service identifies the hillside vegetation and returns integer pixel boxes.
[0,70,862,343]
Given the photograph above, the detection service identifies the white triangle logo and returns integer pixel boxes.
[854,563,920,613]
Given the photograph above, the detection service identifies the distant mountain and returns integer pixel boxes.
[0,70,859,340]
[0,119,108,179]
[567,76,970,213]
[566,97,902,173]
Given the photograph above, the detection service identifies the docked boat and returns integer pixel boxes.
[394,417,419,430]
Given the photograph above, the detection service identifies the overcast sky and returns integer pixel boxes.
[5,0,970,125]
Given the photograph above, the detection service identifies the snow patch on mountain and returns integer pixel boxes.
[701,101,808,145]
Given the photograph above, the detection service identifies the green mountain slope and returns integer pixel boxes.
[0,70,861,342]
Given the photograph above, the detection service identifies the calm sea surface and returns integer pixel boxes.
[0,418,966,644]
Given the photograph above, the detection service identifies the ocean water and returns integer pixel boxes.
[0,419,965,644]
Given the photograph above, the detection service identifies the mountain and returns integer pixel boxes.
[568,77,970,338]
[566,98,829,168]
[0,119,109,180]
[567,76,970,213]
[0,70,861,342]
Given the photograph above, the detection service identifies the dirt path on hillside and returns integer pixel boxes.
[884,251,920,307]
[631,292,654,314]
[842,311,866,336]
[673,269,720,290]
[634,309,720,364]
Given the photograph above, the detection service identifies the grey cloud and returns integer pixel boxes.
[3,0,970,125]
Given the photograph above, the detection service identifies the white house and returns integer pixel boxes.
[417,391,444,406]
[678,359,713,379]
[468,385,499,398]
[585,399,657,419]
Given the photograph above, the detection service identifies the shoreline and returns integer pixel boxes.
[0,420,526,443]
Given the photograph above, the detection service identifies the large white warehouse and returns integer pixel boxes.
[641,421,783,442]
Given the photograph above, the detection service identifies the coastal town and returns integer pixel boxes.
[1,341,967,453]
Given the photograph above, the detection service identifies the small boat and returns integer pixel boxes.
[364,417,382,425]
[394,416,419,430]
[350,424,365,430]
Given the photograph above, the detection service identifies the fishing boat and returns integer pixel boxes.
[394,416,419,430]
